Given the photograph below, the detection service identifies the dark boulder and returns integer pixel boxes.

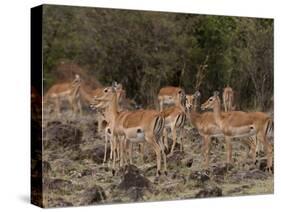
[189,170,210,183]
[80,185,106,205]
[195,185,222,198]
[119,165,151,190]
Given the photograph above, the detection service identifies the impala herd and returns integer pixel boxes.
[43,75,273,177]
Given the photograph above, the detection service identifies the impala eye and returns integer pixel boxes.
[210,99,213,101]
[104,89,108,93]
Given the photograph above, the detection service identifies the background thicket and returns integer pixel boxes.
[43,5,273,111]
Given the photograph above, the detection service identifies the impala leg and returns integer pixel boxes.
[180,127,184,152]
[168,126,177,157]
[112,136,117,175]
[163,128,169,152]
[260,133,273,173]
[158,137,167,175]
[55,98,61,117]
[97,115,102,133]
[148,137,162,176]
[128,141,133,164]
[103,131,108,165]
[202,135,210,168]
[225,136,233,165]
[120,138,124,168]
[77,99,82,116]
[139,143,144,164]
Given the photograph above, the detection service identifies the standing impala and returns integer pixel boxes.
[44,74,82,116]
[222,86,235,112]
[158,86,185,111]
[201,91,273,171]
[90,84,167,177]
[186,91,259,168]
[89,83,126,164]
[185,91,225,168]
[161,89,186,157]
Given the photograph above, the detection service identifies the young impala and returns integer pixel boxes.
[201,91,273,171]
[158,86,185,111]
[90,84,167,176]
[44,74,82,116]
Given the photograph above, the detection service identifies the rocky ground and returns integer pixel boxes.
[41,111,274,208]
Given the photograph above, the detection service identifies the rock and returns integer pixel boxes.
[80,145,110,164]
[258,159,268,172]
[119,165,152,190]
[80,185,106,205]
[127,187,145,201]
[195,185,222,198]
[49,198,73,207]
[189,170,210,183]
[185,158,193,168]
[43,122,83,150]
[48,179,73,191]
[229,169,268,182]
[211,164,233,176]
[43,161,52,175]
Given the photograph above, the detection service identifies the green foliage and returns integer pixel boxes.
[43,5,273,110]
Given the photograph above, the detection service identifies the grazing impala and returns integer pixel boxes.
[201,91,273,171]
[161,89,186,157]
[222,86,235,112]
[158,86,185,111]
[90,84,166,176]
[44,74,82,116]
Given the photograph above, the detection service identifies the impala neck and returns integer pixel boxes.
[108,92,118,120]
[213,97,222,126]
[175,95,185,111]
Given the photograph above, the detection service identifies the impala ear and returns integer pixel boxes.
[112,81,118,88]
[213,91,219,97]
[194,91,201,98]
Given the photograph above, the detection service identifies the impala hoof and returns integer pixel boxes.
[157,170,161,176]
[164,147,169,155]
[112,169,116,176]
[164,171,168,176]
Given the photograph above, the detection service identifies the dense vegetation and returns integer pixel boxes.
[43,5,273,111]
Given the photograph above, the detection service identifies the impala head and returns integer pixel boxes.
[201,91,220,111]
[90,82,124,111]
[185,91,200,111]
[72,74,81,86]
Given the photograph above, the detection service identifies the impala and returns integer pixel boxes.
[90,84,167,176]
[222,86,235,112]
[161,89,186,157]
[185,91,225,168]
[158,86,185,111]
[44,74,82,116]
[201,91,273,171]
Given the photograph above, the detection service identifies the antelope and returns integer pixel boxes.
[44,74,82,116]
[90,83,126,164]
[186,91,258,168]
[90,84,166,176]
[222,86,235,112]
[158,86,185,111]
[161,89,186,157]
[185,91,225,168]
[201,91,273,171]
